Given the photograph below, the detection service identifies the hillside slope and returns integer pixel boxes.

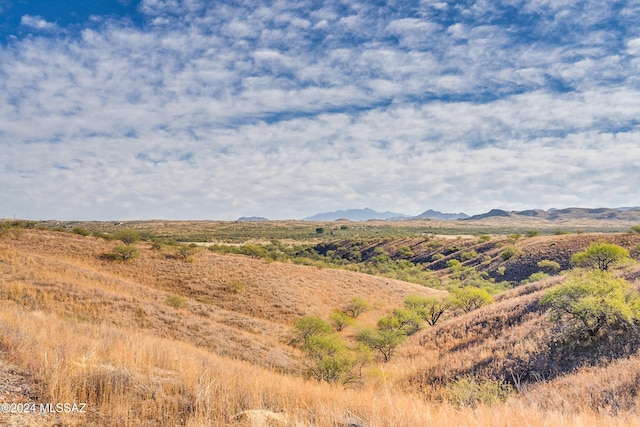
[1,228,640,426]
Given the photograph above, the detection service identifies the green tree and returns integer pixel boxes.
[329,310,354,331]
[344,297,371,319]
[570,242,632,271]
[293,316,332,344]
[404,295,450,326]
[378,308,423,336]
[540,270,640,341]
[108,245,139,261]
[302,334,358,384]
[537,259,561,273]
[114,229,140,245]
[356,327,406,362]
[450,286,493,314]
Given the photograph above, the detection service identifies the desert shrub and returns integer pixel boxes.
[329,310,354,331]
[540,270,640,343]
[114,230,140,245]
[450,286,493,314]
[476,234,492,243]
[72,227,90,236]
[571,242,633,271]
[377,308,423,336]
[398,246,414,258]
[344,297,371,319]
[165,295,186,309]
[460,251,478,261]
[356,326,406,362]
[106,245,139,261]
[496,266,506,276]
[525,229,540,237]
[446,376,514,407]
[176,245,196,261]
[293,316,333,344]
[629,225,640,234]
[431,253,445,261]
[404,295,450,326]
[537,259,561,273]
[294,316,363,383]
[507,234,522,244]
[500,247,521,261]
[302,334,359,384]
[225,280,245,294]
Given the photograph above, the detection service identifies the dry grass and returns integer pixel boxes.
[1,229,640,426]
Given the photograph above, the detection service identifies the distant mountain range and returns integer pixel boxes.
[303,208,409,222]
[303,208,468,222]
[301,207,640,222]
[464,207,640,221]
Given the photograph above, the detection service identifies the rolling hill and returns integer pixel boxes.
[1,223,640,426]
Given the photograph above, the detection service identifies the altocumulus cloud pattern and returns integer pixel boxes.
[1,0,639,220]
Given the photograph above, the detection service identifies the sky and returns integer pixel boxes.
[1,0,639,220]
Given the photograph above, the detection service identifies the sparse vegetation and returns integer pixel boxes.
[570,242,633,271]
[2,223,640,426]
[344,297,371,319]
[107,244,139,261]
[537,259,561,273]
[540,270,640,343]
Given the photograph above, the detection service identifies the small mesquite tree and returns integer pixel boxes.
[377,308,423,336]
[293,316,360,384]
[115,230,140,245]
[356,326,406,362]
[293,316,332,345]
[404,294,450,326]
[571,242,632,271]
[344,297,371,319]
[450,286,493,314]
[540,270,640,342]
[329,310,354,331]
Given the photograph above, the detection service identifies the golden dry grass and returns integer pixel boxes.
[1,229,640,426]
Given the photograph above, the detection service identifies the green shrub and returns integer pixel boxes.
[476,234,492,243]
[525,229,540,237]
[329,310,354,331]
[537,259,561,273]
[114,230,140,245]
[165,295,186,309]
[226,280,245,294]
[447,376,514,407]
[72,227,90,236]
[431,253,445,261]
[540,270,640,342]
[500,247,521,261]
[507,234,522,244]
[344,297,371,319]
[571,242,633,271]
[460,251,479,261]
[356,327,406,362]
[107,245,139,261]
[450,286,493,313]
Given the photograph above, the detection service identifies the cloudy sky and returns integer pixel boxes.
[1,0,639,220]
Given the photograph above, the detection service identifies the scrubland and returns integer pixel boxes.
[1,222,640,426]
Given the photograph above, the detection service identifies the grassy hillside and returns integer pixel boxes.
[1,223,640,426]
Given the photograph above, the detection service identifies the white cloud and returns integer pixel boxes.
[1,0,639,220]
[20,15,59,31]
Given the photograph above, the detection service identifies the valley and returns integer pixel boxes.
[1,219,640,426]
